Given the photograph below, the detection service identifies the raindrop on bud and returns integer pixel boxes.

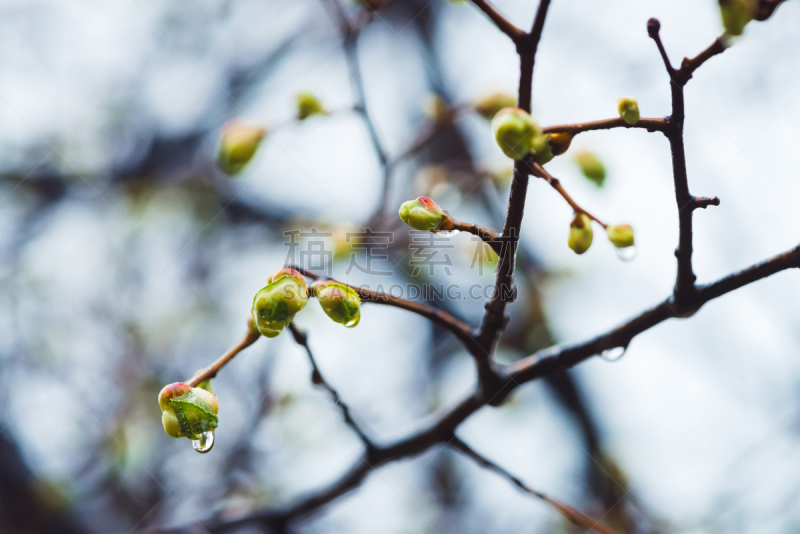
[192,430,215,454]
[313,281,362,328]
[614,245,639,262]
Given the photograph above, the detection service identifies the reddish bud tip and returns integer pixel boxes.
[158,382,192,411]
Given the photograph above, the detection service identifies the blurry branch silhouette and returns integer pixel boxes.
[164,1,799,532]
[288,324,378,457]
[449,436,620,534]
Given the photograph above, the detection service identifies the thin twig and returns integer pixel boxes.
[288,323,378,458]
[469,0,525,44]
[527,161,607,227]
[676,36,727,85]
[287,265,479,351]
[543,117,668,136]
[450,437,621,534]
[448,219,502,255]
[187,323,261,387]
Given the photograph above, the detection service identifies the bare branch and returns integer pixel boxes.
[447,218,502,255]
[450,437,621,534]
[543,117,668,136]
[187,322,260,387]
[469,0,525,44]
[676,36,727,85]
[288,324,378,457]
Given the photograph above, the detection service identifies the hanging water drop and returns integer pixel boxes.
[192,430,215,454]
[435,229,459,237]
[600,346,627,362]
[344,317,359,327]
[614,245,638,262]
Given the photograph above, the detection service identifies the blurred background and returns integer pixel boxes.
[1,0,799,532]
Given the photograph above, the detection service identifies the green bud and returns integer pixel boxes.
[491,108,541,160]
[568,213,593,255]
[313,281,361,328]
[252,271,309,337]
[574,151,607,187]
[530,134,554,165]
[474,93,517,120]
[606,224,635,248]
[296,92,326,120]
[547,132,573,156]
[617,97,640,125]
[158,383,219,440]
[398,196,447,231]
[217,120,267,175]
[719,0,753,36]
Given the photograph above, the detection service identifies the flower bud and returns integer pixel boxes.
[617,97,640,125]
[398,196,447,231]
[574,151,606,187]
[491,108,541,160]
[568,213,593,255]
[158,383,219,440]
[547,132,573,156]
[530,134,554,165]
[252,272,309,337]
[474,93,517,120]
[296,92,326,120]
[606,224,635,248]
[719,0,753,36]
[217,120,267,175]
[313,281,361,328]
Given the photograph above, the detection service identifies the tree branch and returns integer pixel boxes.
[468,0,525,44]
[449,437,621,534]
[288,324,378,458]
[543,117,668,136]
[447,218,502,255]
[527,161,607,227]
[287,265,479,354]
[187,322,261,387]
[676,36,727,85]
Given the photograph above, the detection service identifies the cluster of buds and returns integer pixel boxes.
[158,382,219,441]
[491,108,555,164]
[312,281,362,328]
[574,151,607,187]
[296,92,327,120]
[252,269,309,337]
[398,196,451,232]
[217,120,267,176]
[617,97,640,125]
[719,0,755,36]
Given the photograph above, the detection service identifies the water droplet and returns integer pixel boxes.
[614,245,638,262]
[344,317,359,327]
[600,346,627,362]
[192,430,215,454]
[435,229,459,237]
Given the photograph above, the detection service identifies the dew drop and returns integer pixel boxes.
[436,230,458,237]
[600,346,627,362]
[344,317,359,327]
[614,245,638,262]
[192,430,215,454]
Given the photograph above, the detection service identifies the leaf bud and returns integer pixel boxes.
[158,383,219,440]
[312,281,361,328]
[296,92,327,120]
[568,213,593,255]
[491,108,541,160]
[719,0,753,36]
[474,93,517,120]
[547,132,573,156]
[398,196,447,231]
[251,271,309,337]
[217,120,266,176]
[606,224,635,248]
[530,134,554,165]
[574,151,607,187]
[617,97,640,125]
